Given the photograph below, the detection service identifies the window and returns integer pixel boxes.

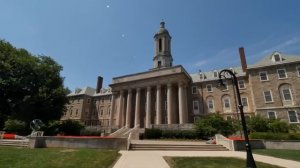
[297,67,300,77]
[226,116,232,120]
[241,97,248,106]
[277,69,287,79]
[263,91,273,102]
[268,111,277,119]
[87,98,90,103]
[259,71,268,81]
[70,110,73,116]
[159,38,162,52]
[222,81,228,91]
[193,100,199,114]
[101,98,104,103]
[100,109,103,116]
[192,86,197,94]
[108,107,111,115]
[288,111,299,123]
[199,73,204,80]
[158,61,161,67]
[282,89,292,101]
[207,100,214,109]
[75,110,78,116]
[238,80,245,89]
[213,71,218,78]
[206,84,213,92]
[274,54,281,62]
[223,98,230,108]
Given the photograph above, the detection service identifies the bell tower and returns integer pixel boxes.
[153,21,173,69]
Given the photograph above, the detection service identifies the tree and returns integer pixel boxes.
[194,114,236,138]
[0,40,69,129]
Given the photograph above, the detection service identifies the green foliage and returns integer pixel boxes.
[247,116,295,133]
[247,115,269,132]
[144,129,200,139]
[249,132,300,140]
[268,119,289,133]
[194,114,236,138]
[43,120,61,136]
[144,128,162,139]
[0,40,69,127]
[80,128,102,136]
[59,120,84,135]
[4,119,26,134]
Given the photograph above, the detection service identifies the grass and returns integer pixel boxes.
[0,147,120,168]
[164,157,283,168]
[253,149,300,162]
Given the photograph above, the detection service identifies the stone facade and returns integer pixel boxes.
[62,22,300,128]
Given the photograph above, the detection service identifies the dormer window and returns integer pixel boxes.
[199,73,204,80]
[272,52,282,62]
[213,70,218,78]
[158,60,161,67]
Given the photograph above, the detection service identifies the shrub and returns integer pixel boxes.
[43,120,61,136]
[80,129,102,136]
[268,119,289,133]
[59,120,84,135]
[4,119,26,134]
[144,128,162,139]
[247,115,269,132]
[249,132,300,140]
[194,114,236,138]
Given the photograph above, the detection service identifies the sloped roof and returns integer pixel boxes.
[248,52,300,69]
[190,67,246,83]
[68,87,96,96]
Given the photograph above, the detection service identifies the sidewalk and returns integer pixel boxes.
[113,150,300,168]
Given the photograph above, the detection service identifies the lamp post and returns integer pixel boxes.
[218,69,256,168]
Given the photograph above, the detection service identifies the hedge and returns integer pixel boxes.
[144,128,200,139]
[249,132,300,140]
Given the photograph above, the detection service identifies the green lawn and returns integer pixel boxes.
[164,157,283,168]
[253,149,300,162]
[0,147,120,168]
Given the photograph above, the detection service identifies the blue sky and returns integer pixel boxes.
[1,0,300,91]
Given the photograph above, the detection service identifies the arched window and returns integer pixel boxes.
[159,38,162,52]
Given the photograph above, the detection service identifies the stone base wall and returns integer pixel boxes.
[28,136,127,150]
[264,140,300,150]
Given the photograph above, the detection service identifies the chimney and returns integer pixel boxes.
[96,76,103,93]
[239,47,247,72]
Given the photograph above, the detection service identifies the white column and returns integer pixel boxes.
[156,85,162,124]
[167,83,173,124]
[178,82,184,124]
[125,89,132,128]
[134,88,141,128]
[145,86,152,128]
[109,93,115,127]
[116,90,124,128]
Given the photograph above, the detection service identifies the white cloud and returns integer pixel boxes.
[194,60,208,67]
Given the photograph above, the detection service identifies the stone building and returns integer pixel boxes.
[62,22,300,129]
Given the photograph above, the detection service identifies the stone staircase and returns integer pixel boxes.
[0,139,29,147]
[129,140,228,151]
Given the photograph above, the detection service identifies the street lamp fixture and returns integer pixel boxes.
[218,69,257,168]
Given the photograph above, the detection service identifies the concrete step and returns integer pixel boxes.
[0,139,29,147]
[130,144,228,151]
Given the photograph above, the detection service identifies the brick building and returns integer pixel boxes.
[62,22,300,130]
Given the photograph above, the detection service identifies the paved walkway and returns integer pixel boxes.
[113,150,300,168]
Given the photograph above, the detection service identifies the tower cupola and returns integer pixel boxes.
[153,21,173,69]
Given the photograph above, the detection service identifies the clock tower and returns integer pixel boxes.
[153,21,173,69]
